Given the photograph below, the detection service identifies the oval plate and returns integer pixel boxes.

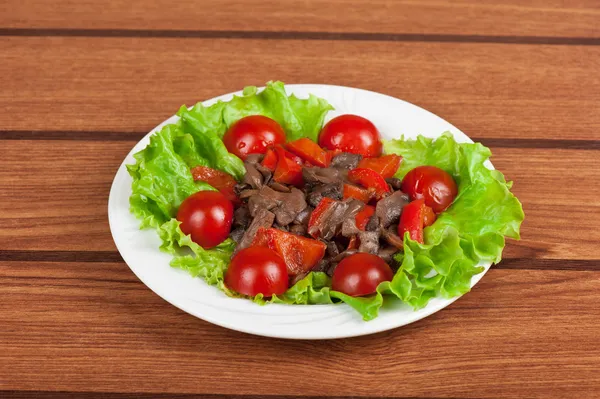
[108,84,492,339]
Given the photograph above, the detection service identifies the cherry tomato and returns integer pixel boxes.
[318,114,382,158]
[223,115,286,160]
[401,166,458,213]
[176,191,233,248]
[332,253,394,297]
[225,246,288,297]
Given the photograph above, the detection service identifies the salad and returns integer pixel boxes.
[128,81,524,320]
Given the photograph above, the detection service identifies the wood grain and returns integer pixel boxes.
[1,37,599,140]
[1,0,599,38]
[1,261,599,398]
[1,140,598,263]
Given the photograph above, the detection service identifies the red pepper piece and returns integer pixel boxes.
[190,165,239,205]
[307,197,336,238]
[357,154,402,178]
[423,205,437,227]
[343,184,374,203]
[251,228,326,276]
[275,144,303,165]
[398,199,435,244]
[347,168,391,199]
[261,148,278,171]
[273,146,303,187]
[355,205,375,231]
[286,138,329,167]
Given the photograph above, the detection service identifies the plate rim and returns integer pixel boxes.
[108,83,492,340]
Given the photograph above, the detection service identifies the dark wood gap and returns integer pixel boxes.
[2,130,599,150]
[0,28,599,45]
[0,250,597,271]
[0,391,472,399]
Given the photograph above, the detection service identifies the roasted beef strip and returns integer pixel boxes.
[235,208,275,252]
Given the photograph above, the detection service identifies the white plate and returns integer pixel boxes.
[108,84,492,340]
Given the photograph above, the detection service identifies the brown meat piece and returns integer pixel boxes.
[289,224,307,236]
[229,227,245,243]
[358,231,379,255]
[330,152,362,170]
[381,224,404,249]
[248,191,278,217]
[307,199,350,240]
[306,182,343,208]
[386,177,403,190]
[245,154,264,165]
[269,182,291,193]
[243,162,264,189]
[375,190,410,228]
[233,205,251,227]
[235,208,275,252]
[273,188,308,226]
[378,246,399,263]
[303,167,345,185]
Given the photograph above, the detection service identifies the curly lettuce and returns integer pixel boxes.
[267,133,523,320]
[128,81,524,321]
[128,81,333,286]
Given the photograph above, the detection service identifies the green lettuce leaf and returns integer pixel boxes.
[178,81,333,142]
[128,81,524,321]
[158,219,236,285]
[128,82,333,289]
[255,133,523,321]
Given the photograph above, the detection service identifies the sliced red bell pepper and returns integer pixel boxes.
[286,138,329,167]
[357,154,402,178]
[190,165,239,205]
[307,197,336,238]
[261,148,278,171]
[355,205,375,231]
[275,144,303,165]
[398,199,436,244]
[343,184,373,203]
[251,227,326,276]
[347,168,391,199]
[347,235,358,250]
[273,146,303,187]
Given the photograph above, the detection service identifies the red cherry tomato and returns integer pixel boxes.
[223,115,286,160]
[224,246,288,297]
[176,191,233,248]
[401,166,458,213]
[318,114,382,158]
[332,253,394,297]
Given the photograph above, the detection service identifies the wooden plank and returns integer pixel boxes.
[0,37,599,140]
[1,262,599,398]
[0,140,598,262]
[1,0,599,38]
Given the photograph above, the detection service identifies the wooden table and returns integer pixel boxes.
[2,1,599,398]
